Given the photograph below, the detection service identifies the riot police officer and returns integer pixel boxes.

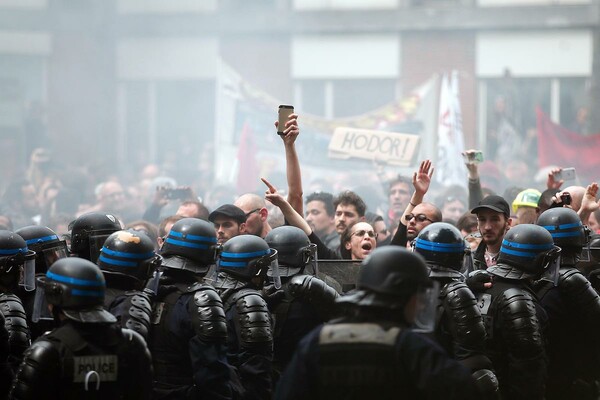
[69,212,121,263]
[10,257,153,399]
[264,226,339,374]
[476,224,558,400]
[15,225,69,341]
[97,229,160,340]
[536,208,600,399]
[150,218,234,400]
[275,246,479,400]
[214,234,277,400]
[413,223,497,396]
[0,230,35,371]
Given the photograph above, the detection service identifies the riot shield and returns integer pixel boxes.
[317,259,362,294]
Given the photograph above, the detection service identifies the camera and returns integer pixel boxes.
[164,188,189,200]
[277,105,294,135]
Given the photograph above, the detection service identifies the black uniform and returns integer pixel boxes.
[0,293,31,372]
[10,321,152,400]
[150,272,234,400]
[105,283,153,340]
[275,318,479,400]
[477,278,547,399]
[433,276,492,371]
[214,275,273,400]
[536,207,600,399]
[537,268,600,399]
[0,312,13,398]
[268,274,339,372]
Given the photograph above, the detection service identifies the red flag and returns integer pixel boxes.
[536,107,600,182]
[236,122,259,193]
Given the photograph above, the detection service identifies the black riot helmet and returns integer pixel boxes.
[16,225,69,275]
[537,207,588,253]
[219,235,278,285]
[0,230,36,292]
[340,247,437,330]
[357,246,431,301]
[414,222,466,276]
[160,218,219,275]
[69,212,121,263]
[38,257,116,323]
[264,226,317,277]
[97,229,160,283]
[491,224,559,280]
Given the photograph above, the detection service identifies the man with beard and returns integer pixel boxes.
[208,204,247,245]
[234,193,272,238]
[470,195,512,270]
[332,191,366,243]
[304,192,338,251]
[386,175,413,229]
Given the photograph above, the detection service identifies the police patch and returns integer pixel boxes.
[73,355,118,383]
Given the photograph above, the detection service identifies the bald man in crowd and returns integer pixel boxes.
[234,193,272,238]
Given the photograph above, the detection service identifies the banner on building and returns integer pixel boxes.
[537,108,600,183]
[214,59,438,186]
[435,71,467,187]
[328,127,419,167]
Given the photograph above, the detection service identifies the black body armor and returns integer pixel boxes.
[269,274,339,373]
[477,279,547,400]
[219,286,273,400]
[536,267,600,400]
[150,279,231,400]
[0,293,31,371]
[9,322,152,399]
[105,288,153,340]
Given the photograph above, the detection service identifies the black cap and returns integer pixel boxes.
[470,195,510,217]
[208,204,247,224]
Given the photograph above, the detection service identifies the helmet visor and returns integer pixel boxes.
[412,280,440,333]
[266,249,281,289]
[88,233,112,263]
[19,251,37,292]
[539,246,562,286]
[40,244,69,270]
[32,277,52,322]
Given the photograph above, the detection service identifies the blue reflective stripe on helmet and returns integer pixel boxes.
[549,231,582,238]
[100,247,155,260]
[164,238,210,250]
[0,247,28,255]
[46,271,104,287]
[98,254,137,268]
[219,260,248,268]
[541,222,582,231]
[168,231,217,243]
[71,289,104,297]
[415,239,464,253]
[25,235,59,245]
[501,239,554,251]
[500,247,538,259]
[221,249,270,259]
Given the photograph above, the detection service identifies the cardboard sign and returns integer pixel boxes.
[328,127,419,166]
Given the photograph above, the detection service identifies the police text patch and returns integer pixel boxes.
[73,355,118,383]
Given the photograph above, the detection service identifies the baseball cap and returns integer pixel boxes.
[208,204,247,224]
[470,195,510,217]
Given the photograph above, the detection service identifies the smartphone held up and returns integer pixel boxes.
[462,151,484,164]
[553,167,576,182]
[277,105,294,135]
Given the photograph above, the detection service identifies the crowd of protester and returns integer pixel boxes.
[0,112,599,399]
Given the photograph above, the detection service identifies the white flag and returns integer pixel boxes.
[436,71,467,187]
